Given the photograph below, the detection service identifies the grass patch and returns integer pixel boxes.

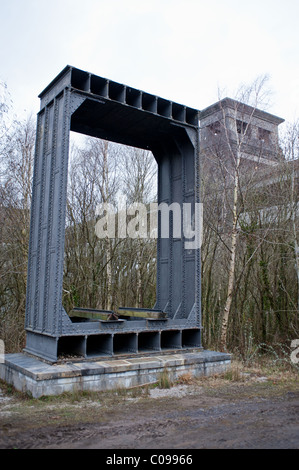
[234,341,299,373]
[157,367,173,389]
[176,372,195,385]
[221,363,244,382]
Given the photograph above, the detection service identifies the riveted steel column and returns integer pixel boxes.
[154,126,200,327]
[25,89,84,338]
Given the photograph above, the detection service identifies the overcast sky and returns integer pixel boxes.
[1,0,298,129]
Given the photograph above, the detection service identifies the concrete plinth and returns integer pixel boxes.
[0,350,231,398]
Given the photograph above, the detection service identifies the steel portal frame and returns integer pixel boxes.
[24,66,202,362]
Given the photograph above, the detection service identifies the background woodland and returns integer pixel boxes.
[0,79,298,358]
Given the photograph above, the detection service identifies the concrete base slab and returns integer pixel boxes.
[0,350,231,398]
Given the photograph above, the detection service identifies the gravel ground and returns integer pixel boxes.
[0,364,298,449]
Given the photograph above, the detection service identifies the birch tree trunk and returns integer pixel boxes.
[101,141,113,310]
[105,237,113,310]
[220,151,240,350]
[290,147,299,311]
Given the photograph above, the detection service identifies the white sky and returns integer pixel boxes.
[1,0,299,129]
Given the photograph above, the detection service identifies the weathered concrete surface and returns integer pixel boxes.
[0,350,231,398]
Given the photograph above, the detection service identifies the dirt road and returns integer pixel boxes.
[0,365,298,449]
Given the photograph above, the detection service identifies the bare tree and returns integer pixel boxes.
[64,137,120,311]
[0,115,35,351]
[280,121,299,310]
[201,75,278,350]
[118,146,157,308]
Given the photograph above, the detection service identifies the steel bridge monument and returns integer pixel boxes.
[24,66,202,362]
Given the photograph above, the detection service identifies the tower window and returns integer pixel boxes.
[236,120,251,137]
[208,121,221,136]
[258,127,271,144]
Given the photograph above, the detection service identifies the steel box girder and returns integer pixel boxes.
[24,66,201,362]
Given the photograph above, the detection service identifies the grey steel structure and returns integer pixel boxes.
[24,66,202,362]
